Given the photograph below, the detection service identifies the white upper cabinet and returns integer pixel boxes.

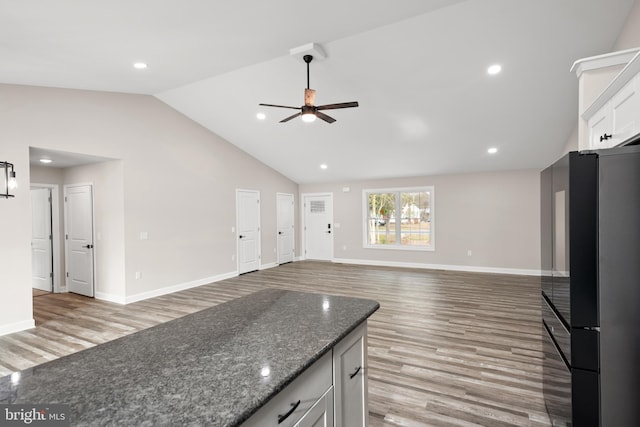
[573,48,640,150]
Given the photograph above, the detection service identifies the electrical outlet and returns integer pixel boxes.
[232,254,236,261]
[140,232,148,240]
[343,245,347,251]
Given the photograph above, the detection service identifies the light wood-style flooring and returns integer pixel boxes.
[0,261,548,426]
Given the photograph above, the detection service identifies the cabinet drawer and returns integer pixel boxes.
[242,351,332,427]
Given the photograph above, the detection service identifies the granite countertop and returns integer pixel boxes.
[0,289,379,426]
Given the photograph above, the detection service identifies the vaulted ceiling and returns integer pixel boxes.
[2,0,635,183]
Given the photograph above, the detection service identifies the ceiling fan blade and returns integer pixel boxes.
[315,111,336,123]
[316,101,359,111]
[280,112,301,123]
[304,89,316,106]
[259,103,300,110]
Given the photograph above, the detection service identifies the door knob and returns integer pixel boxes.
[278,231,283,235]
[239,235,244,239]
[83,244,94,249]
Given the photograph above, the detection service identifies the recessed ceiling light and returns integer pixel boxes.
[39,158,53,164]
[133,62,148,70]
[320,164,328,170]
[488,147,498,154]
[487,64,502,75]
[256,112,266,120]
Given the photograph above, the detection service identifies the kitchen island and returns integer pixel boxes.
[0,289,379,426]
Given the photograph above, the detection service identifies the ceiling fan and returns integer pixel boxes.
[259,55,359,124]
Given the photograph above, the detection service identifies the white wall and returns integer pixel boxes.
[615,0,640,50]
[0,83,298,333]
[64,161,126,300]
[300,169,540,275]
[0,145,33,335]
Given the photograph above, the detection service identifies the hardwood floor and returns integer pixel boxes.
[0,261,549,426]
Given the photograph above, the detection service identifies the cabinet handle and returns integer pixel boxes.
[277,400,301,424]
[349,366,362,379]
[600,133,612,142]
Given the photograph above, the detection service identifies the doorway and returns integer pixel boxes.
[236,189,261,274]
[31,187,53,292]
[302,193,333,261]
[30,183,62,294]
[277,193,295,264]
[64,183,95,297]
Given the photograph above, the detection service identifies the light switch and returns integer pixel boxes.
[140,232,148,240]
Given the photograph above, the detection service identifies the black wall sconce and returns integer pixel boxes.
[1,161,17,199]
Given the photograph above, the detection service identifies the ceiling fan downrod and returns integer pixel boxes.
[304,55,313,89]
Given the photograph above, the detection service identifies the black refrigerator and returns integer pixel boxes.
[540,144,640,426]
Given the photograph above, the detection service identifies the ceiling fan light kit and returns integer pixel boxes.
[259,47,358,124]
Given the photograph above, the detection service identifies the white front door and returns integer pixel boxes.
[237,189,260,274]
[303,193,333,261]
[277,193,295,265]
[31,188,53,292]
[65,184,95,297]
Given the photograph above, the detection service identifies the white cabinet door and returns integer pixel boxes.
[611,75,640,144]
[588,104,615,149]
[333,323,368,427]
[293,387,334,427]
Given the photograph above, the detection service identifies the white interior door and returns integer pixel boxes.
[303,194,333,261]
[65,184,95,297]
[31,188,53,292]
[277,193,295,265]
[237,189,260,274]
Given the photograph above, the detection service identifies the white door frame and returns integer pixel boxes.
[301,192,334,261]
[236,189,261,274]
[277,192,295,264]
[64,182,96,296]
[31,183,62,293]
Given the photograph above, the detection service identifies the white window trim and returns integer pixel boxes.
[362,186,435,251]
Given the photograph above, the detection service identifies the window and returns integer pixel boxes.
[363,187,434,250]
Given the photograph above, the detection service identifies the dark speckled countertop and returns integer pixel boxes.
[0,289,379,426]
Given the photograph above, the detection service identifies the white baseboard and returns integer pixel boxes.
[0,319,35,337]
[95,292,127,305]
[260,262,278,270]
[122,271,239,305]
[332,258,541,276]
